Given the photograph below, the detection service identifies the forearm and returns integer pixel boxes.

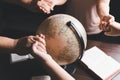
[0,36,17,53]
[43,57,75,80]
[97,0,110,18]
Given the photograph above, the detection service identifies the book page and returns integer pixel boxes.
[81,46,120,80]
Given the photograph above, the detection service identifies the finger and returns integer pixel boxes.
[102,16,108,21]
[42,4,51,14]
[45,0,54,11]
[102,15,112,23]
[37,1,51,14]
[32,42,38,53]
[50,4,54,11]
[28,36,36,42]
[26,36,36,47]
[108,16,115,23]
[37,41,46,50]
[33,42,46,53]
[103,15,115,24]
[100,21,106,31]
[105,26,111,32]
[35,35,46,46]
[32,42,44,55]
[39,34,45,39]
[40,6,50,14]
[39,6,46,13]
[37,1,47,13]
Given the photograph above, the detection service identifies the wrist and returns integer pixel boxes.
[41,54,54,64]
[33,52,53,63]
[12,39,19,53]
[43,55,57,65]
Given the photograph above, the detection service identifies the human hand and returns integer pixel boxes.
[99,15,115,32]
[99,15,120,36]
[37,0,67,14]
[37,0,54,14]
[20,0,60,13]
[19,0,53,13]
[14,35,41,55]
[104,21,120,36]
[32,34,52,61]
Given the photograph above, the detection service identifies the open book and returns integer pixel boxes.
[80,46,120,80]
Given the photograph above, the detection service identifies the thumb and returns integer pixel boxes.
[32,42,39,54]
